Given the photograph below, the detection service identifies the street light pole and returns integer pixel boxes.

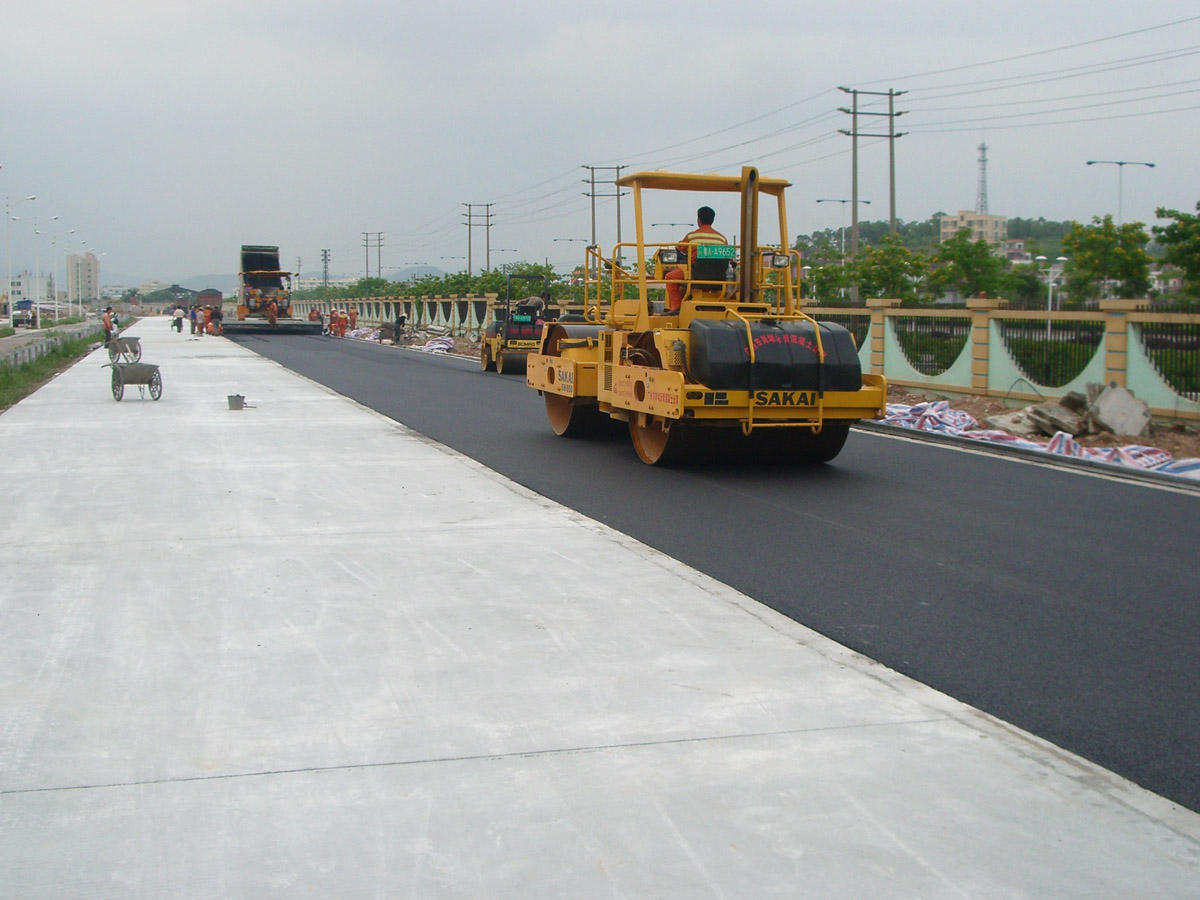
[1085,160,1155,226]
[6,194,36,328]
[33,215,57,325]
[816,198,872,261]
[1035,255,1068,338]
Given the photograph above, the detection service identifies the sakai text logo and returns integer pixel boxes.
[753,390,815,406]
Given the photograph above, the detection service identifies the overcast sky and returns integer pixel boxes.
[4,1,1198,286]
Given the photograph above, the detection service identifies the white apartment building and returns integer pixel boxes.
[66,252,100,303]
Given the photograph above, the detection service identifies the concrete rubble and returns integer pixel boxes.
[987,381,1152,439]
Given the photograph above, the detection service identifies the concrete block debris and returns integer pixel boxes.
[880,398,1199,479]
[1088,382,1152,437]
[1016,382,1151,439]
[1027,402,1086,438]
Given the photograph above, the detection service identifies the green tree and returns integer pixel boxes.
[1152,202,1200,295]
[804,262,853,305]
[928,229,1007,300]
[850,234,928,303]
[1061,215,1151,301]
[1004,263,1046,308]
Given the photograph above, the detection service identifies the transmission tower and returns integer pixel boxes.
[321,249,330,287]
[976,142,989,214]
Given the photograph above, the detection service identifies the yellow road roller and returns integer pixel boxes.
[525,167,886,464]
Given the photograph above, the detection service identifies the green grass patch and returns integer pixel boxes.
[0,330,103,412]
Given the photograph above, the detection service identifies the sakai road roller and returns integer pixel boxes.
[525,167,887,465]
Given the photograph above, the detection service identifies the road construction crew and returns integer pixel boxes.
[664,206,727,313]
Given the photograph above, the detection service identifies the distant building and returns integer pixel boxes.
[940,210,1008,246]
[1151,267,1183,297]
[3,272,54,308]
[1001,239,1032,264]
[197,288,223,306]
[295,275,358,291]
[67,252,101,304]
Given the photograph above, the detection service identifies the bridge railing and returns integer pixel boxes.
[805,298,1200,422]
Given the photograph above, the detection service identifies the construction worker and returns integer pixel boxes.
[101,307,114,345]
[266,298,278,328]
[664,206,727,313]
[348,306,358,331]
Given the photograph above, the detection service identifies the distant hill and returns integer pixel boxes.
[178,274,238,295]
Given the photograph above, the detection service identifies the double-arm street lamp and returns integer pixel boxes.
[1085,160,1155,226]
[1036,255,1069,338]
[816,198,871,261]
[33,215,58,323]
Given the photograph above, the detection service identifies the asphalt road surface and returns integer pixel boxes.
[231,333,1200,813]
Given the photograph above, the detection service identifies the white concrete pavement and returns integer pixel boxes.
[2,318,1198,898]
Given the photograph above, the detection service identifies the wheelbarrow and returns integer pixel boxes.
[106,361,162,401]
[107,334,142,363]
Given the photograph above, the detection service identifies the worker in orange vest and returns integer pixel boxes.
[664,206,727,313]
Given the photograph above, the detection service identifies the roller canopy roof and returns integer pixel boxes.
[616,170,791,196]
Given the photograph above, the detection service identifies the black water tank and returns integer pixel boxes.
[688,319,862,391]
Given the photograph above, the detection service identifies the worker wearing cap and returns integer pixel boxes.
[664,206,727,313]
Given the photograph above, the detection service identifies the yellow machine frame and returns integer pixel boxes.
[525,167,886,463]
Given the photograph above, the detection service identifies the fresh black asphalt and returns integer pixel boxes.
[231,333,1200,813]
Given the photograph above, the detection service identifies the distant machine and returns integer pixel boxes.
[223,245,322,335]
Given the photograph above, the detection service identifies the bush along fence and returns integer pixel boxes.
[806,298,1200,423]
[293,295,502,337]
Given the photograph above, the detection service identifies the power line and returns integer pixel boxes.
[862,14,1200,85]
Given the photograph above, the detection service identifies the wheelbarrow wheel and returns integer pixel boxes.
[108,343,120,363]
[148,368,162,400]
[130,342,142,363]
[111,367,124,401]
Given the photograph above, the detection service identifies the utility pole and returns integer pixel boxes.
[361,232,383,278]
[582,164,626,255]
[321,249,330,287]
[462,203,494,274]
[838,87,907,247]
[976,143,989,215]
